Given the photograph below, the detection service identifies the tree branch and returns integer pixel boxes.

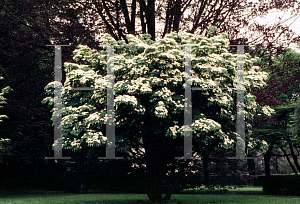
[93,0,119,41]
[120,0,133,34]
[138,0,147,34]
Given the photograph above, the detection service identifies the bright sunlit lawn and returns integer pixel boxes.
[1,186,300,204]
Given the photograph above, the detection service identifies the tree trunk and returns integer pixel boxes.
[120,0,136,35]
[138,0,147,34]
[203,153,209,185]
[79,145,86,194]
[116,0,122,40]
[280,147,298,175]
[162,0,172,38]
[172,0,181,32]
[289,143,300,173]
[163,164,185,200]
[275,156,279,174]
[146,0,155,41]
[264,145,273,176]
[96,1,120,41]
[247,152,255,186]
[144,133,165,202]
[145,164,164,201]
[130,0,137,34]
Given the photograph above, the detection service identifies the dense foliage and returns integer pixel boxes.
[249,45,300,175]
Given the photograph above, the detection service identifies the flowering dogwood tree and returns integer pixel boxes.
[43,32,274,201]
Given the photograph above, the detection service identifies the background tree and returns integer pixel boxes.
[48,0,300,47]
[249,46,300,176]
[43,31,275,201]
[278,97,300,175]
[0,0,67,188]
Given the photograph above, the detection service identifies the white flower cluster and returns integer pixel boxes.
[66,66,93,80]
[167,68,183,80]
[247,138,268,149]
[79,70,95,85]
[192,118,221,133]
[155,87,175,98]
[94,76,107,89]
[171,99,184,108]
[85,112,106,127]
[155,101,168,117]
[207,93,232,105]
[169,125,180,136]
[244,68,269,89]
[127,78,152,94]
[128,65,149,76]
[115,95,138,106]
[247,141,254,148]
[64,62,80,73]
[114,93,146,115]
[71,138,81,149]
[62,113,79,125]
[127,82,141,94]
[0,138,10,142]
[167,125,185,137]
[133,104,146,114]
[210,66,227,73]
[189,77,218,88]
[84,131,105,145]
[149,77,163,84]
[160,50,177,60]
[245,93,257,106]
[262,140,268,146]
[224,135,235,145]
[158,37,177,46]
[262,106,275,117]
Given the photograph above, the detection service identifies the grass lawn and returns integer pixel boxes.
[1,186,300,204]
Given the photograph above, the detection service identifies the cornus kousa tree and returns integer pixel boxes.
[43,32,274,201]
